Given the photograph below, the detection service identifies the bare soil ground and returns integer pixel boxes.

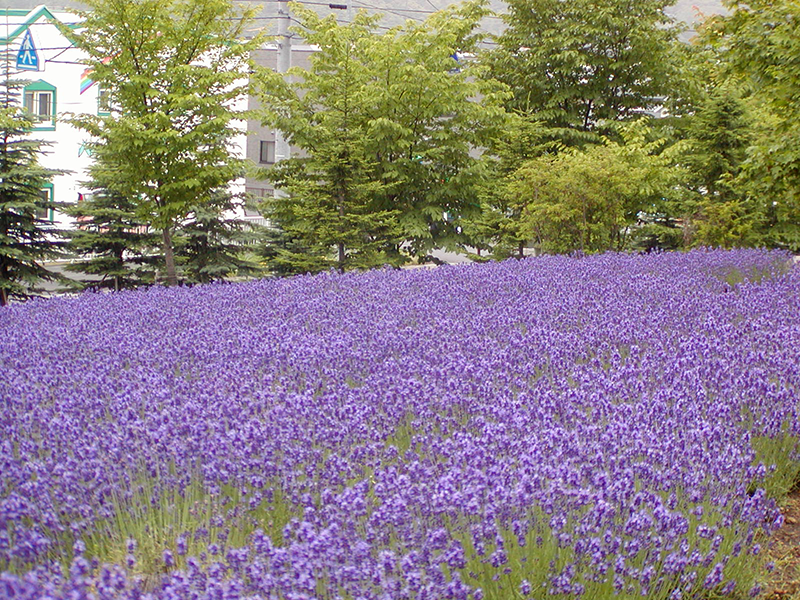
[764,491,800,599]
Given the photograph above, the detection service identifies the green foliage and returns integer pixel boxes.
[691,199,761,249]
[461,114,553,259]
[737,111,800,252]
[485,0,688,142]
[684,87,750,202]
[64,191,159,291]
[255,0,509,272]
[0,77,63,306]
[679,86,760,248]
[175,195,263,284]
[257,10,403,274]
[65,0,264,285]
[705,0,800,251]
[504,121,686,255]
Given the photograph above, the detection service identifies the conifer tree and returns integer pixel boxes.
[0,76,62,306]
[64,191,158,291]
[681,86,757,248]
[175,192,262,284]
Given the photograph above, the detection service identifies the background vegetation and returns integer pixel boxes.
[2,0,799,295]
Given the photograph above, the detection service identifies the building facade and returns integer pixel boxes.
[2,5,98,229]
[0,4,322,234]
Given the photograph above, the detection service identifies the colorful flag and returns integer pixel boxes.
[80,67,94,94]
[79,58,112,94]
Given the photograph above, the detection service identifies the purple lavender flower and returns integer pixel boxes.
[0,249,797,599]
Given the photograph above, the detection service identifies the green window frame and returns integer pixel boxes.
[23,80,56,130]
[35,183,55,222]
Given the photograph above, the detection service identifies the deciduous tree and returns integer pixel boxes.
[507,121,684,254]
[255,1,508,271]
[707,0,800,251]
[485,0,688,144]
[66,0,262,285]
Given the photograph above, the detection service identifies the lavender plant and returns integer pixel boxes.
[0,249,798,599]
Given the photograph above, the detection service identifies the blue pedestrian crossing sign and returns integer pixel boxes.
[16,29,40,71]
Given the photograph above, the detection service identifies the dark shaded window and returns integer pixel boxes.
[260,140,275,164]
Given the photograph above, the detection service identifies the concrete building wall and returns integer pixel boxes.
[244,44,317,212]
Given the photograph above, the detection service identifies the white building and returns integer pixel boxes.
[0,4,264,232]
[1,5,99,228]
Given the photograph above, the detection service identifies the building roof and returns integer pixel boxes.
[0,5,78,46]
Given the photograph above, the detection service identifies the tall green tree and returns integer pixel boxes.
[460,113,553,259]
[257,10,401,274]
[255,1,509,272]
[707,0,800,251]
[680,86,758,248]
[65,0,263,286]
[0,77,62,306]
[485,0,688,144]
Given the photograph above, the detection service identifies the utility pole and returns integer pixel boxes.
[274,0,291,198]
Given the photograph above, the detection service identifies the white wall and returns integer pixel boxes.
[3,6,98,229]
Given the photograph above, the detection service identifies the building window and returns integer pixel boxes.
[24,90,52,120]
[259,140,275,164]
[23,80,56,129]
[98,86,111,115]
[35,185,54,222]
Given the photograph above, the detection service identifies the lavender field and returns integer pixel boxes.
[1,249,799,600]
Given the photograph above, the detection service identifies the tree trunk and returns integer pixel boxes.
[337,197,345,273]
[162,227,178,286]
[0,263,8,306]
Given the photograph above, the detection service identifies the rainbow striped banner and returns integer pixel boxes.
[80,67,95,94]
[79,58,112,95]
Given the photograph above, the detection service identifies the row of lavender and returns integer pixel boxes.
[1,249,798,599]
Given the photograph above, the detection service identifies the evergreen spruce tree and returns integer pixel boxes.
[175,191,262,284]
[64,190,158,291]
[681,86,757,248]
[0,76,62,306]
